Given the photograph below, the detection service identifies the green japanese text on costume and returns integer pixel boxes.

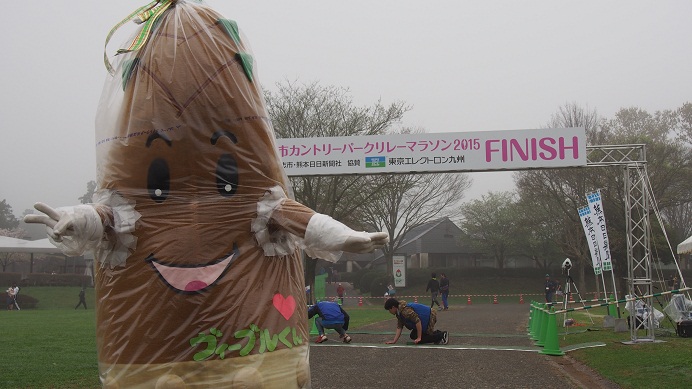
[190,325,303,361]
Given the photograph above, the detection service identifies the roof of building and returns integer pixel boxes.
[339,217,481,266]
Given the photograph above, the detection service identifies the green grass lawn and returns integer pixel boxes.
[21,285,96,310]
[343,306,391,329]
[1,287,690,388]
[548,308,692,388]
[0,308,100,389]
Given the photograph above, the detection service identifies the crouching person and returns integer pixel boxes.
[308,301,352,344]
[384,298,448,345]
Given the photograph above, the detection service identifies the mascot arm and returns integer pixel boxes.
[266,198,315,237]
[303,213,389,262]
[269,199,389,262]
[24,202,110,256]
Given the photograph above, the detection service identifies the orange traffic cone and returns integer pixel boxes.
[414,296,418,303]
[519,294,524,304]
[493,295,499,304]
[467,296,472,305]
[358,297,363,307]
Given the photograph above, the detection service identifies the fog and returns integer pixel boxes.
[2,0,691,219]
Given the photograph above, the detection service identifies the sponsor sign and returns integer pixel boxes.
[578,205,602,275]
[276,127,586,176]
[587,190,613,271]
[393,255,406,288]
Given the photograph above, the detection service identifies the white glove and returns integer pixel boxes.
[24,202,104,256]
[303,213,389,262]
[342,231,389,253]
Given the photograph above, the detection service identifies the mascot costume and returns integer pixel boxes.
[25,1,388,387]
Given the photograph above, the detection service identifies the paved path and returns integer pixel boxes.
[309,302,619,388]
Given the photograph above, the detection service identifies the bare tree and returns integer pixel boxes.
[264,80,410,301]
[515,102,692,293]
[662,202,692,244]
[514,103,604,291]
[359,172,471,277]
[674,102,692,144]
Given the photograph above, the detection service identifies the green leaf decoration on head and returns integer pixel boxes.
[218,19,241,46]
[121,58,140,91]
[235,53,254,82]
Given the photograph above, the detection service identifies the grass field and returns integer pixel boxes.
[551,308,692,388]
[1,286,690,388]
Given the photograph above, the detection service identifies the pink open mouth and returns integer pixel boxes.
[146,246,238,293]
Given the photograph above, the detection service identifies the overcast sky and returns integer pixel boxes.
[2,0,691,219]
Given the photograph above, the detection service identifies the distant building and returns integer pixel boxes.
[340,217,492,272]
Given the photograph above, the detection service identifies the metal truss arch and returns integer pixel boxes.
[587,144,655,342]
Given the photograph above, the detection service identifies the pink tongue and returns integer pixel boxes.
[185,281,208,292]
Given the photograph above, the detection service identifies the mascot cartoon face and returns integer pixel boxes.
[93,2,312,387]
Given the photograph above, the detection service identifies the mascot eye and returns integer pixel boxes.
[147,158,170,202]
[216,154,238,197]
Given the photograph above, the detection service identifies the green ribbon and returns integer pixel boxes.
[103,0,175,75]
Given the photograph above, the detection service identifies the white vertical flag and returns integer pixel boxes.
[586,190,613,271]
[578,205,602,275]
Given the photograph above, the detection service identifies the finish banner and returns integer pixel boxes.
[578,205,603,275]
[276,127,586,176]
[586,190,613,271]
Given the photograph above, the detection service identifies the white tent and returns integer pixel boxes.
[0,236,62,254]
[678,235,692,255]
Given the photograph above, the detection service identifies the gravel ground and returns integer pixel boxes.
[309,302,620,389]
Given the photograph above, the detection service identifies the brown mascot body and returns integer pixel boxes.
[25,2,387,388]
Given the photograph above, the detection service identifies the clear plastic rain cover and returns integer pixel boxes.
[93,1,314,387]
[663,294,692,323]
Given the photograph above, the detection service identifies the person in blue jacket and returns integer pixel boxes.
[439,273,450,310]
[384,298,448,345]
[308,300,352,343]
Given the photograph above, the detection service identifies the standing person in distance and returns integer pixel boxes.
[439,273,450,310]
[544,274,557,304]
[6,283,19,311]
[384,298,448,345]
[326,267,333,284]
[308,300,352,344]
[336,283,345,305]
[426,272,442,310]
[75,286,87,309]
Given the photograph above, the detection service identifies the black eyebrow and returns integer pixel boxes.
[211,131,238,145]
[146,131,173,148]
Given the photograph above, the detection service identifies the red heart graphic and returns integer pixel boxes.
[273,294,296,320]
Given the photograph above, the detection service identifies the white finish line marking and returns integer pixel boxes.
[312,343,539,352]
[311,342,606,353]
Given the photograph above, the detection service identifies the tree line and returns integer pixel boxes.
[3,83,690,300]
[265,82,691,296]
